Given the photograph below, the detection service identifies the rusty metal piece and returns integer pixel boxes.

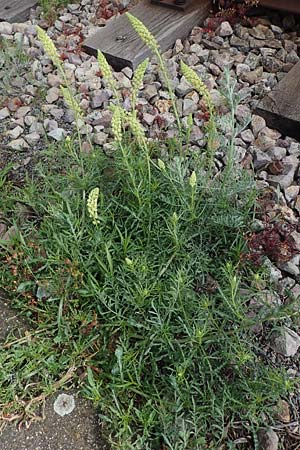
[258,0,300,13]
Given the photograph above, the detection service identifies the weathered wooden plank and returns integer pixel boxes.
[259,0,300,14]
[0,0,37,22]
[256,61,300,141]
[83,0,212,70]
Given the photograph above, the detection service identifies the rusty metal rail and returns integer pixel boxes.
[150,0,300,14]
[151,0,196,11]
[259,0,300,13]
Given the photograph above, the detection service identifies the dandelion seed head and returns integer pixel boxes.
[53,393,75,417]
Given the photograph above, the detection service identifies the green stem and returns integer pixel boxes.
[155,51,183,153]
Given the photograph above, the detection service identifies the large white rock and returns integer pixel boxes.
[270,326,300,357]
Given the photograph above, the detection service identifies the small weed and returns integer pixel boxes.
[0,38,31,98]
[39,0,69,23]
[246,223,298,265]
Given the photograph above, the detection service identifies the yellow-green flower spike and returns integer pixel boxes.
[87,188,100,225]
[111,107,123,144]
[97,50,113,81]
[61,87,82,118]
[180,61,213,110]
[126,13,159,53]
[157,159,166,171]
[128,112,145,144]
[36,26,62,70]
[172,212,178,225]
[97,50,119,96]
[131,58,149,109]
[125,257,134,267]
[189,171,197,189]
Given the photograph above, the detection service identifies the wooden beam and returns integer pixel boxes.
[256,61,300,141]
[83,0,212,71]
[0,0,37,22]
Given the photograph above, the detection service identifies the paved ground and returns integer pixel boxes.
[0,295,106,450]
[0,392,107,450]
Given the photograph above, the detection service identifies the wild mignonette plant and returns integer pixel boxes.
[37,26,86,152]
[0,16,294,450]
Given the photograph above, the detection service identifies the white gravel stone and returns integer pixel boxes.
[258,428,279,450]
[122,66,133,79]
[241,67,263,84]
[12,23,29,33]
[9,138,29,150]
[253,148,272,170]
[14,32,29,46]
[15,106,31,119]
[47,73,63,87]
[174,39,184,54]
[270,326,300,357]
[278,255,300,277]
[263,258,282,284]
[218,21,233,37]
[90,90,111,109]
[24,115,37,127]
[189,43,202,56]
[240,129,254,144]
[114,72,131,89]
[0,22,13,35]
[255,134,275,152]
[175,77,193,97]
[235,104,251,123]
[271,25,283,34]
[0,108,10,120]
[142,113,156,126]
[251,115,266,137]
[7,126,23,140]
[46,87,60,104]
[24,132,41,146]
[213,53,234,70]
[49,108,64,120]
[44,119,58,131]
[30,122,44,134]
[93,132,108,145]
[143,84,159,101]
[48,128,66,141]
[182,98,197,116]
[268,155,298,189]
[236,63,250,77]
[209,89,226,108]
[285,185,300,202]
[266,146,286,160]
[289,142,300,156]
